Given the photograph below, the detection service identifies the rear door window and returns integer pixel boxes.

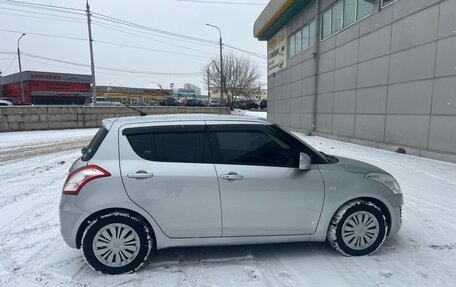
[124,125,210,163]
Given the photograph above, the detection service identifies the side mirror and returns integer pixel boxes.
[299,153,312,171]
[81,147,87,155]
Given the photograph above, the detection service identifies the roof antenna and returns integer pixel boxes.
[123,103,148,116]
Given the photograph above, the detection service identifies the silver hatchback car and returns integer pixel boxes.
[60,114,403,274]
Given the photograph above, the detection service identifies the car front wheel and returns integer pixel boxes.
[81,212,152,274]
[327,200,387,256]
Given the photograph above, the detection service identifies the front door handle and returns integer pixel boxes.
[220,172,244,181]
[127,170,154,179]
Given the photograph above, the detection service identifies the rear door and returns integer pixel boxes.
[119,121,222,238]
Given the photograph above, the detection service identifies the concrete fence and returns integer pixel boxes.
[0,106,230,132]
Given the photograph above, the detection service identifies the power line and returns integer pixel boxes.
[94,40,212,59]
[0,29,214,59]
[91,12,218,45]
[0,5,86,21]
[0,11,86,24]
[91,21,216,56]
[0,0,85,13]
[0,29,87,41]
[1,54,17,73]
[20,52,203,76]
[176,0,266,5]
[224,43,266,59]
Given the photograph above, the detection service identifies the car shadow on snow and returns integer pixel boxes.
[144,241,334,269]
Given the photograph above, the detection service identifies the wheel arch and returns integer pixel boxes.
[76,207,157,250]
[329,197,392,236]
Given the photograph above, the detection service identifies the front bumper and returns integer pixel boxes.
[388,193,403,237]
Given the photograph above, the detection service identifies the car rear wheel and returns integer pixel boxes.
[81,212,152,274]
[327,200,387,256]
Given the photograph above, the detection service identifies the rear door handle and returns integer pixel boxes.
[220,172,244,181]
[127,170,154,179]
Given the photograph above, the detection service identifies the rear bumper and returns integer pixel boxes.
[59,194,89,249]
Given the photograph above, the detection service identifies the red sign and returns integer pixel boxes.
[30,74,61,80]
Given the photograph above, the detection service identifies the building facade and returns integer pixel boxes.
[254,0,456,162]
[97,85,173,105]
[184,83,201,96]
[0,71,92,105]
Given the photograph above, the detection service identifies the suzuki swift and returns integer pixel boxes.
[59,114,403,274]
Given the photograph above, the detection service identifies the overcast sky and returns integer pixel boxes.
[0,0,268,92]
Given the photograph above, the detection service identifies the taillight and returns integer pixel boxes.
[62,165,110,195]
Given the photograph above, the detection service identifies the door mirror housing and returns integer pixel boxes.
[81,147,87,155]
[299,153,312,171]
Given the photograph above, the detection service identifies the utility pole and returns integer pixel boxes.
[17,33,26,104]
[206,24,224,106]
[86,1,97,106]
[207,60,215,102]
[207,68,210,101]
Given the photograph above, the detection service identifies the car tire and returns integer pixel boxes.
[327,200,387,256]
[81,212,152,274]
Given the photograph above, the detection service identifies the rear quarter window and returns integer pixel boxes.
[81,127,108,161]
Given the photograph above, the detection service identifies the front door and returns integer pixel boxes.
[208,123,325,237]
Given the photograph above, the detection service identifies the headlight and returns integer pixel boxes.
[365,172,401,194]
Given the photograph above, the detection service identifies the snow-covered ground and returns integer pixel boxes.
[1,114,455,287]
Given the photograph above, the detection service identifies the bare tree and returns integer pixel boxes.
[203,53,261,110]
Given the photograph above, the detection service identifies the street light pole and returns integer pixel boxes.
[206,24,224,106]
[17,33,26,104]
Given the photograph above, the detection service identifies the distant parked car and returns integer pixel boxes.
[184,98,205,107]
[0,100,13,106]
[235,99,258,110]
[60,114,403,274]
[159,97,180,106]
[86,97,122,106]
[208,100,221,107]
[260,99,267,110]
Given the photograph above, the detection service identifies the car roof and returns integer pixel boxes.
[103,113,271,130]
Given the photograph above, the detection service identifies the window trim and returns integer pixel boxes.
[381,0,397,8]
[288,18,317,59]
[123,126,212,164]
[208,124,328,167]
[321,0,373,41]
